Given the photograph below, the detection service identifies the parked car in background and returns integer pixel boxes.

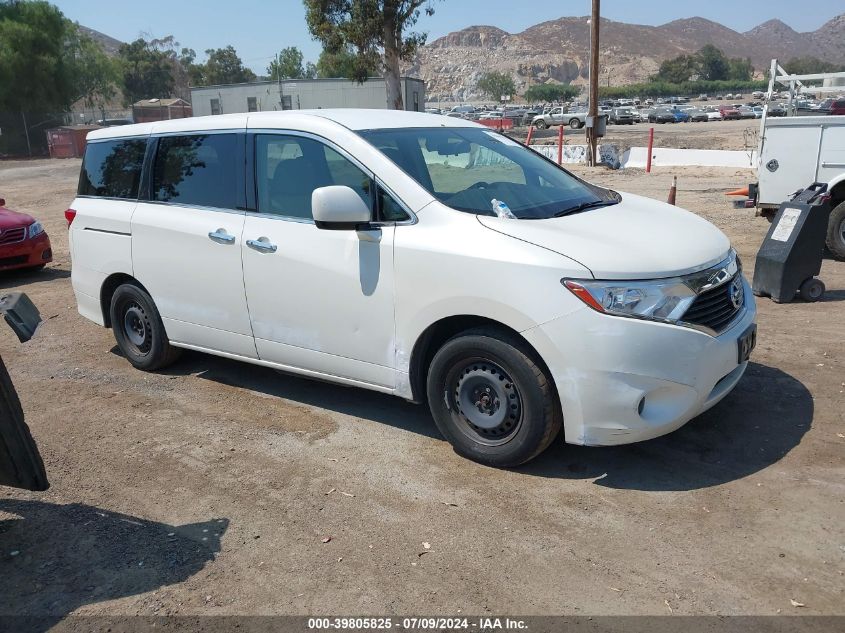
[699,94,709,101]
[671,109,691,123]
[830,98,845,115]
[532,106,567,128]
[751,106,764,119]
[767,104,788,117]
[648,108,676,124]
[425,108,442,115]
[479,111,503,120]
[0,198,52,272]
[719,104,741,120]
[737,106,756,119]
[686,108,709,122]
[68,109,757,467]
[609,107,636,125]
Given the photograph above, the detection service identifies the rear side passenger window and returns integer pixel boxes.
[153,134,237,209]
[78,138,147,199]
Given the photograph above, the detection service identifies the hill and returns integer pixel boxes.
[411,13,845,101]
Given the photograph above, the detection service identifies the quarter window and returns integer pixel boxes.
[152,134,237,209]
[255,134,372,220]
[78,138,147,199]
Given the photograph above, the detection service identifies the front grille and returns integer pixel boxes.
[0,255,29,268]
[682,274,743,333]
[0,227,26,245]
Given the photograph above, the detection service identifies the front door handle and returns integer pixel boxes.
[208,229,235,244]
[246,238,278,253]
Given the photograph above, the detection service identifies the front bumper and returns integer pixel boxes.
[522,276,757,446]
[0,233,53,271]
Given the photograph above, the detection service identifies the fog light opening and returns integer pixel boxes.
[637,396,646,416]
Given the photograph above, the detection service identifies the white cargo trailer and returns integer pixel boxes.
[751,61,845,259]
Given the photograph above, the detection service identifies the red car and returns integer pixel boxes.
[0,198,52,271]
[718,105,741,120]
[830,98,845,116]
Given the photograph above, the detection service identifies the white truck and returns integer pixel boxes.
[751,62,845,259]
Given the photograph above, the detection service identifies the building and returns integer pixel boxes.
[45,124,102,158]
[190,77,425,117]
[132,98,193,123]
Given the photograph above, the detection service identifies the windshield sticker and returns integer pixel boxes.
[771,208,801,242]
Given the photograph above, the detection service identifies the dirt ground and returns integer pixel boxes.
[0,158,843,620]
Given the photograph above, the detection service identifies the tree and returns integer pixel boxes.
[727,57,753,82]
[784,56,845,75]
[0,0,78,112]
[304,0,437,109]
[68,32,120,115]
[316,46,374,78]
[524,83,580,103]
[198,45,256,85]
[268,46,305,79]
[476,71,515,101]
[117,38,177,105]
[697,44,729,81]
[653,54,698,83]
[305,61,318,78]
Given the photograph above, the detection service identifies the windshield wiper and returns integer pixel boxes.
[553,199,619,217]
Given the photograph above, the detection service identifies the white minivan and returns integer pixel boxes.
[68,110,757,466]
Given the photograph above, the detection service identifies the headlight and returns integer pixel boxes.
[28,221,44,239]
[562,250,740,327]
[563,278,696,322]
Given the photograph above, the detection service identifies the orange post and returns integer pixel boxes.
[525,125,534,146]
[557,125,564,165]
[646,127,654,173]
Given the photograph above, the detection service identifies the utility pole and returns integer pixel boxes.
[587,0,600,166]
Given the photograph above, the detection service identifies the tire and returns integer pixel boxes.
[535,120,548,130]
[826,201,845,260]
[109,283,181,371]
[798,278,825,302]
[426,328,562,467]
[569,118,581,129]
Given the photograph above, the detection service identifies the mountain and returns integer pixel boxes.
[412,14,845,102]
[78,25,124,55]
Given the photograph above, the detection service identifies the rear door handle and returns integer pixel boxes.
[208,229,236,244]
[246,238,278,253]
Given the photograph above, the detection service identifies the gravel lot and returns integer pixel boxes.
[0,158,843,619]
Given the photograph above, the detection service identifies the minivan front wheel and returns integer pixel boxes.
[110,283,181,371]
[426,329,562,467]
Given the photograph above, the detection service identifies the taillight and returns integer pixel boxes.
[64,208,76,227]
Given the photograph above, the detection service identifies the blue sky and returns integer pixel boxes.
[54,0,841,74]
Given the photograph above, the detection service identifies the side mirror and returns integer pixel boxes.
[312,185,371,230]
[0,199,5,207]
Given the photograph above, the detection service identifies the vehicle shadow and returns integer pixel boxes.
[0,499,227,630]
[0,267,70,290]
[521,362,813,491]
[160,350,440,440]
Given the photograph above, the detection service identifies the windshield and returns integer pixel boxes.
[358,127,617,219]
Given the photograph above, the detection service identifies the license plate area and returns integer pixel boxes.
[737,323,757,364]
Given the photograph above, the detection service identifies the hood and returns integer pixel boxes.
[476,192,731,280]
[0,206,35,230]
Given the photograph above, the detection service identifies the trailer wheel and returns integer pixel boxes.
[798,278,825,302]
[826,201,845,261]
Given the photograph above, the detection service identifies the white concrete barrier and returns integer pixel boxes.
[621,147,757,169]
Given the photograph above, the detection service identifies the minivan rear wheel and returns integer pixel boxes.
[110,283,181,371]
[426,329,562,467]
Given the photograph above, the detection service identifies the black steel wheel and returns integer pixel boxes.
[110,283,181,371]
[798,278,825,302]
[426,328,562,467]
